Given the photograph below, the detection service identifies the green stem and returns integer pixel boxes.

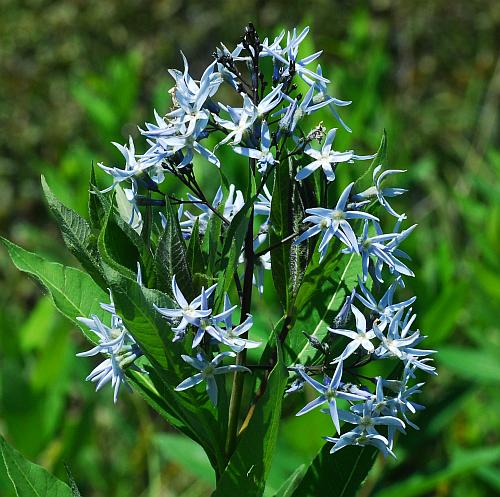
[225,159,255,458]
[225,25,261,460]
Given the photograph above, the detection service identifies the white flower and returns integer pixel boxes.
[175,351,250,406]
[353,165,407,218]
[329,304,376,361]
[295,129,373,182]
[154,276,217,340]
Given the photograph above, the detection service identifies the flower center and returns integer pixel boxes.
[202,364,216,377]
[325,388,336,402]
[361,238,371,249]
[110,327,123,339]
[184,306,197,317]
[294,108,305,121]
[312,92,326,104]
[360,416,374,429]
[331,209,345,221]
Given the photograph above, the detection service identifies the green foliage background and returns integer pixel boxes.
[1,1,499,496]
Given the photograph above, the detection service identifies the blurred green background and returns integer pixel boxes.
[1,1,499,496]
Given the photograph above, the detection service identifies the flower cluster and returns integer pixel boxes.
[153,276,258,405]
[290,166,434,457]
[75,24,434,458]
[77,265,145,403]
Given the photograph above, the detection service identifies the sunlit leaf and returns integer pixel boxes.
[0,435,73,497]
[1,238,107,344]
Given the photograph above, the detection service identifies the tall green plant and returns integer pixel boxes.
[3,24,435,496]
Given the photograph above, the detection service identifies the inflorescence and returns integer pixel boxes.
[77,24,436,457]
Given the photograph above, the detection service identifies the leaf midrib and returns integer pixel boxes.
[1,438,71,497]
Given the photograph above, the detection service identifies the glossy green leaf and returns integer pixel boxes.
[270,158,292,306]
[213,345,288,497]
[98,205,140,280]
[155,195,193,299]
[127,367,225,468]
[268,155,310,310]
[98,199,154,285]
[215,182,253,305]
[103,265,171,369]
[292,445,377,497]
[219,172,257,272]
[1,238,108,343]
[214,242,239,307]
[42,175,107,290]
[0,434,73,497]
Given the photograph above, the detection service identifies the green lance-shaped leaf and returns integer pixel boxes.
[1,238,108,344]
[269,158,292,307]
[204,205,223,276]
[42,175,107,290]
[187,219,207,277]
[115,186,156,282]
[285,246,362,364]
[291,445,377,497]
[103,264,172,370]
[187,219,211,293]
[213,344,288,497]
[88,169,146,263]
[127,368,199,433]
[214,178,255,305]
[0,434,74,497]
[214,242,239,307]
[97,199,155,286]
[288,169,309,305]
[155,195,193,299]
[269,157,309,310]
[214,212,248,307]
[218,170,257,270]
[98,206,141,280]
[103,264,227,476]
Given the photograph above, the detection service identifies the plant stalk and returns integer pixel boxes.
[225,158,256,458]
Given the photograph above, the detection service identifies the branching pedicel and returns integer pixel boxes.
[78,24,436,459]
